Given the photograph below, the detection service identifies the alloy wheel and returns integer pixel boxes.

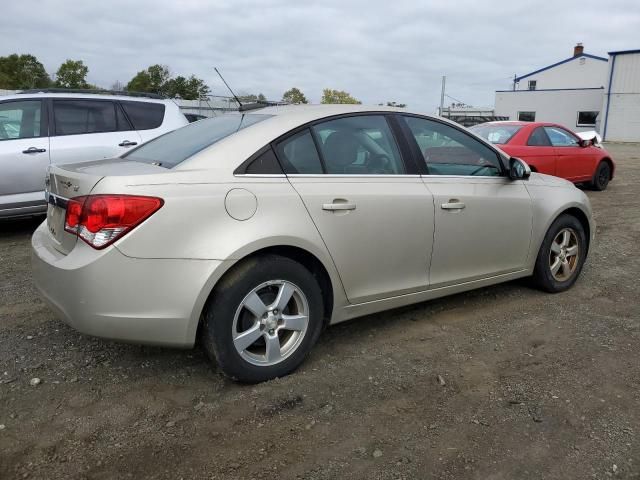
[549,228,580,282]
[232,280,309,366]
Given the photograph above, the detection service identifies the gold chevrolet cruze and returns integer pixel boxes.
[32,105,594,382]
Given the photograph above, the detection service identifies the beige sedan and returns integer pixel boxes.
[32,105,594,382]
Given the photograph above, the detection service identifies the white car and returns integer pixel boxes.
[0,90,188,219]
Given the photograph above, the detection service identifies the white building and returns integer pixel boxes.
[494,44,608,132]
[600,49,640,142]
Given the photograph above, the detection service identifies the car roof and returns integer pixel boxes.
[179,104,489,171]
[0,92,171,104]
[254,103,409,122]
[480,120,564,128]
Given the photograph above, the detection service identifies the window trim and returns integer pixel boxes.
[543,125,581,147]
[526,126,552,147]
[271,112,416,176]
[233,144,285,176]
[51,98,121,137]
[0,98,48,141]
[395,112,509,178]
[576,110,598,128]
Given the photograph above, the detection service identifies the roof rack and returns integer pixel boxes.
[17,88,165,99]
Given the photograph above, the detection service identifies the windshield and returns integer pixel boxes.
[124,114,272,168]
[469,124,522,145]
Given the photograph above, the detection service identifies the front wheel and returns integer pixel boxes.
[591,161,611,191]
[532,214,587,293]
[201,255,324,383]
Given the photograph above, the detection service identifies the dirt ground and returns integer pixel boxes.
[1,144,639,480]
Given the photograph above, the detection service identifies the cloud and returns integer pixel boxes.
[2,0,639,112]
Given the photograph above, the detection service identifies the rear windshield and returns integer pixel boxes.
[123,114,271,168]
[469,124,522,145]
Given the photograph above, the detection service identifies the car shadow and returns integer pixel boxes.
[0,216,44,238]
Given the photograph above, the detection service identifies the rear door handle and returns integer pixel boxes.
[322,202,356,211]
[441,201,466,210]
[118,140,138,147]
[22,147,47,154]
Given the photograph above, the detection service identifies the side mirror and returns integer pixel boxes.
[578,137,596,147]
[509,157,531,180]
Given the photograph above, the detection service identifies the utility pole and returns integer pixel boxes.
[439,75,446,116]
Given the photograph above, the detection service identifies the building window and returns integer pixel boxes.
[518,111,536,122]
[528,80,537,90]
[576,111,598,127]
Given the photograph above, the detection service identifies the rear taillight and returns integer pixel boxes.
[64,195,163,249]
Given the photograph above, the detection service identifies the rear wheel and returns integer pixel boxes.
[202,255,324,383]
[532,214,587,293]
[591,161,611,191]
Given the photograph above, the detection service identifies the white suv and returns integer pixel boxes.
[0,90,188,219]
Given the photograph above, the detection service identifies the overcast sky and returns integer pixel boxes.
[2,0,639,112]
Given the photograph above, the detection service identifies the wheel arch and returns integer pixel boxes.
[599,157,615,179]
[189,243,339,346]
[556,206,592,253]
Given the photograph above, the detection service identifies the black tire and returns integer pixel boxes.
[591,161,611,191]
[201,255,324,383]
[532,214,587,293]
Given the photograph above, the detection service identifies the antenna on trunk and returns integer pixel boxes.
[214,67,243,109]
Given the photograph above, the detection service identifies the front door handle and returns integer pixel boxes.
[441,200,466,210]
[118,140,138,147]
[22,147,47,154]
[322,202,356,211]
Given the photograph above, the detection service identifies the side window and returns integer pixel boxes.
[0,100,42,140]
[401,116,502,176]
[116,104,133,131]
[120,101,165,130]
[544,127,579,147]
[275,129,323,174]
[244,147,283,174]
[527,127,552,146]
[53,100,117,136]
[312,115,405,174]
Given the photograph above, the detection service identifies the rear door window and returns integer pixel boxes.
[53,99,118,136]
[311,115,405,174]
[0,100,43,140]
[275,129,324,174]
[121,101,165,130]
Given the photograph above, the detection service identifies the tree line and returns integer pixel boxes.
[0,54,406,105]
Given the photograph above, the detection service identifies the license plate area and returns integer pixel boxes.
[46,193,77,253]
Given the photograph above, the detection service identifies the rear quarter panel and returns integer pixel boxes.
[91,169,349,321]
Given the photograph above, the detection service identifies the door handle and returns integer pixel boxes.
[118,140,138,147]
[441,201,466,210]
[22,147,47,154]
[322,202,356,211]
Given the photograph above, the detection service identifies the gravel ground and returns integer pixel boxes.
[1,143,639,480]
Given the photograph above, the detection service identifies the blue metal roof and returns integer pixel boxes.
[495,87,604,93]
[515,53,608,82]
[608,49,640,55]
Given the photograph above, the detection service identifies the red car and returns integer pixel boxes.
[469,122,615,190]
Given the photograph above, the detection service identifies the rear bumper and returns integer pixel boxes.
[31,222,223,347]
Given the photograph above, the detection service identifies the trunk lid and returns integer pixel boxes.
[45,159,166,254]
